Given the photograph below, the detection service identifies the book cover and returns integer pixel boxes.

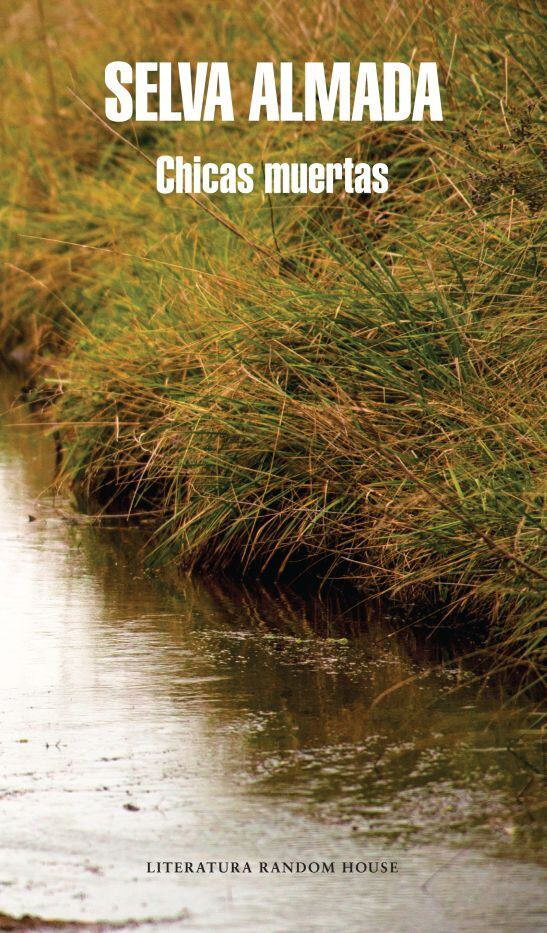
[1,2,545,931]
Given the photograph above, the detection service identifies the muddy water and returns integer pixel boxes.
[0,380,545,933]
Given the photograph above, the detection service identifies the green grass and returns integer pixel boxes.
[1,0,545,681]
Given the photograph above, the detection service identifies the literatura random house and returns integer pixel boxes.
[146,861,400,874]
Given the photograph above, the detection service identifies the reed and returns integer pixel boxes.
[1,0,545,679]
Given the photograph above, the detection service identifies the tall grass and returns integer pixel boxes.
[1,0,545,678]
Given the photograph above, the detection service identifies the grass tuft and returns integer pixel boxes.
[1,0,545,679]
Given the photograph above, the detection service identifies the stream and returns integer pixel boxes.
[0,377,545,932]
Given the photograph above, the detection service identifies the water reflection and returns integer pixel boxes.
[0,379,544,932]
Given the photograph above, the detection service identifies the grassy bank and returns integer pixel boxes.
[1,0,545,678]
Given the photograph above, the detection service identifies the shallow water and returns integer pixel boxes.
[0,379,545,932]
